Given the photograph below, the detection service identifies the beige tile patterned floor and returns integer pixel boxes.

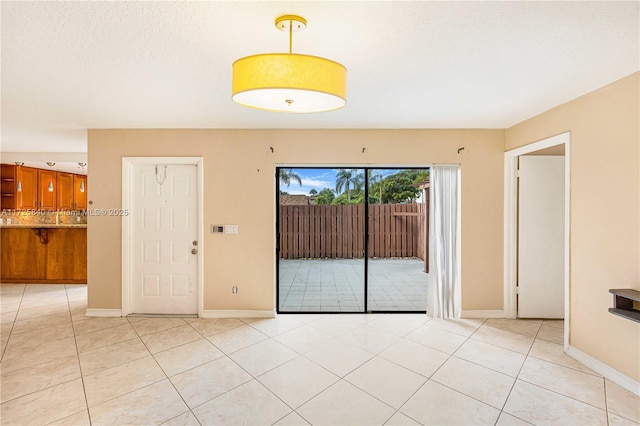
[1,284,639,425]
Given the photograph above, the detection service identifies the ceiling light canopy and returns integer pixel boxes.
[232,15,347,113]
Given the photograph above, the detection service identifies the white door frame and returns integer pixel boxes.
[122,157,204,316]
[504,132,570,349]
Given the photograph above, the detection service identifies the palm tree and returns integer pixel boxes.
[368,170,383,204]
[309,189,318,196]
[335,169,363,201]
[279,169,302,187]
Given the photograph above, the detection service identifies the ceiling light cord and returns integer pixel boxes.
[289,19,293,54]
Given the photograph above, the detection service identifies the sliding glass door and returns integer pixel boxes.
[367,168,429,311]
[277,167,428,313]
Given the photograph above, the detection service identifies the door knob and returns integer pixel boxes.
[191,248,198,255]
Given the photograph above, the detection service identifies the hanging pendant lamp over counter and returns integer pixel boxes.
[232,15,347,113]
[46,162,55,192]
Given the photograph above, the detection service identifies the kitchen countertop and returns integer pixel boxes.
[0,223,87,228]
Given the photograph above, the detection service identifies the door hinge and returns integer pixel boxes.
[515,169,520,178]
[515,286,519,294]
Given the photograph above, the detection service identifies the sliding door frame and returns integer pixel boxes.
[276,166,429,314]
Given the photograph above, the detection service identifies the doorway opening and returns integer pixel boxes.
[276,167,429,314]
[504,132,570,348]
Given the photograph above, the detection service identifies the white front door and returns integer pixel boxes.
[517,156,565,318]
[131,164,198,314]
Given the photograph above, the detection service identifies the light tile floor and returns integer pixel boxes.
[279,259,427,312]
[1,284,639,425]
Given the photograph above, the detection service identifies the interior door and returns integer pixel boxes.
[518,156,564,318]
[131,164,198,314]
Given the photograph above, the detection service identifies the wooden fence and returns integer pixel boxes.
[279,203,428,262]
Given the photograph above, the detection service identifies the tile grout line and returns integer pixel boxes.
[604,376,611,426]
[335,318,477,426]
[0,284,27,362]
[513,376,611,418]
[182,318,294,423]
[494,320,543,425]
[16,284,91,424]
[78,317,197,423]
[50,284,91,425]
[509,321,609,415]
[2,294,631,426]
[192,321,394,425]
[128,316,201,425]
[0,288,82,406]
[408,319,529,421]
[320,319,460,425]
[526,350,603,378]
[183,333,293,421]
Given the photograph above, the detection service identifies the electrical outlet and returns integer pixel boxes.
[232,286,238,294]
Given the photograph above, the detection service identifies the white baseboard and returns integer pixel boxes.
[567,345,640,397]
[200,310,276,319]
[460,310,506,319]
[85,309,123,318]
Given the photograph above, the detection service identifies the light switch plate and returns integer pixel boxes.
[211,225,224,233]
[225,224,238,234]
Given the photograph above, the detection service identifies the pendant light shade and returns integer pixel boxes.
[15,163,23,193]
[232,54,346,113]
[46,162,55,192]
[232,15,347,113]
[78,163,87,193]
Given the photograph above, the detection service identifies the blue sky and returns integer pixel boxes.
[280,168,337,195]
[280,168,405,195]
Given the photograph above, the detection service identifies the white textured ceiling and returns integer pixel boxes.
[1,1,638,153]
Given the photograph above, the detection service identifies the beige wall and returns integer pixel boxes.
[87,129,505,313]
[506,72,640,381]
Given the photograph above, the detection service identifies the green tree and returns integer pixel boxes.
[309,189,318,196]
[279,168,302,187]
[379,169,429,204]
[332,189,364,205]
[314,188,335,205]
[335,169,364,201]
[368,170,383,204]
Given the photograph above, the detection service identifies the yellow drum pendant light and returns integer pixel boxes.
[232,15,347,113]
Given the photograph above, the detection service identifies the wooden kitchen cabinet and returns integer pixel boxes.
[45,228,87,280]
[17,166,38,209]
[73,175,87,210]
[1,164,17,209]
[0,228,47,280]
[57,172,74,210]
[0,227,87,283]
[37,169,57,210]
[1,164,87,210]
[1,165,38,210]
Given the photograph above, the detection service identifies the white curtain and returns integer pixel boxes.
[427,165,461,319]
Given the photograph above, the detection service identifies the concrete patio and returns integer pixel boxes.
[278,259,427,312]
